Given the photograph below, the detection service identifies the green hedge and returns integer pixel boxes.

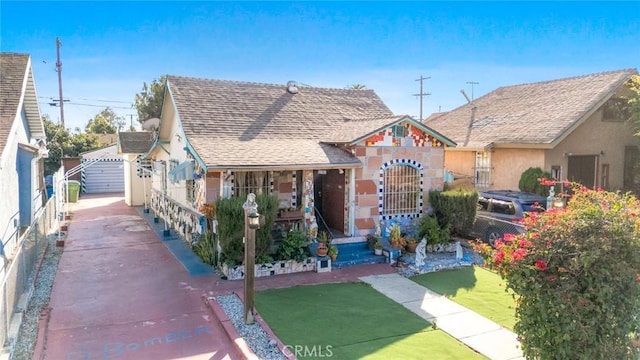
[216,194,279,266]
[429,189,478,236]
[518,167,552,196]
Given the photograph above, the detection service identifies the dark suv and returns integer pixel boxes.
[470,190,546,246]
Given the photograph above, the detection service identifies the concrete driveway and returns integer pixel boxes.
[32,194,240,360]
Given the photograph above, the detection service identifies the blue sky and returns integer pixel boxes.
[2,1,639,131]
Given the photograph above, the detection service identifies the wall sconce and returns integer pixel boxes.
[600,150,605,156]
[175,134,182,142]
[564,152,573,157]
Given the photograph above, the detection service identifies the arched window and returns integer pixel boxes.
[382,164,421,216]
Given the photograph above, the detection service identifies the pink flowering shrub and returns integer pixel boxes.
[473,184,640,359]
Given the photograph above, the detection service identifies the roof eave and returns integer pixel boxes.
[205,162,362,172]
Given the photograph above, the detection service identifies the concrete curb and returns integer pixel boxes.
[202,295,259,360]
[234,291,297,360]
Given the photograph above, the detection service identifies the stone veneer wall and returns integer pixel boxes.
[352,146,444,236]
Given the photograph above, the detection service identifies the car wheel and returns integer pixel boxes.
[485,227,503,248]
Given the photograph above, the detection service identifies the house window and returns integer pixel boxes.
[392,125,405,146]
[234,171,270,197]
[186,179,194,204]
[551,165,562,180]
[475,151,491,188]
[383,164,420,215]
[601,163,610,189]
[602,97,631,122]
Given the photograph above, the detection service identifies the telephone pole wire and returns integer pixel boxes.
[413,75,431,121]
[56,37,65,128]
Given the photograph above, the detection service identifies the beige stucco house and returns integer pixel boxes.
[0,53,47,257]
[117,131,155,206]
[144,76,455,245]
[425,69,639,191]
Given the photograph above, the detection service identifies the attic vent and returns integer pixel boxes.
[286,81,299,94]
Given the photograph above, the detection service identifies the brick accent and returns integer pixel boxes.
[355,179,377,195]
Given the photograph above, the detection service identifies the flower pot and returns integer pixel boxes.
[56,240,65,247]
[316,247,328,257]
[330,254,337,262]
[405,243,417,253]
[374,248,383,256]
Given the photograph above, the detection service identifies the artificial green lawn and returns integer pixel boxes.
[410,266,517,330]
[255,282,486,360]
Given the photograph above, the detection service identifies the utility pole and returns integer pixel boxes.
[56,37,65,128]
[466,81,479,101]
[413,75,431,121]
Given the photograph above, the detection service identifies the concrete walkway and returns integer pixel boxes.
[360,273,524,360]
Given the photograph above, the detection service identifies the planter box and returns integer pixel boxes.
[222,257,317,280]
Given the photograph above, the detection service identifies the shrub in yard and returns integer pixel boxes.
[518,167,552,196]
[473,184,640,359]
[192,231,217,265]
[429,189,478,236]
[216,194,279,266]
[417,215,450,245]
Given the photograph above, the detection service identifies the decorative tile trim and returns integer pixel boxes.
[378,158,424,221]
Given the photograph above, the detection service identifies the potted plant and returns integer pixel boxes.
[389,224,406,249]
[316,242,329,257]
[374,240,383,255]
[315,231,331,257]
[405,237,418,253]
[328,245,338,262]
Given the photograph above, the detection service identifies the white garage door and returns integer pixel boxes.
[82,159,125,193]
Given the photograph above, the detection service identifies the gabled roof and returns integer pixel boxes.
[425,69,638,149]
[117,131,155,154]
[323,114,456,146]
[0,53,45,157]
[164,76,394,169]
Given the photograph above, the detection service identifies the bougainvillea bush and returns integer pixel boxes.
[474,185,640,359]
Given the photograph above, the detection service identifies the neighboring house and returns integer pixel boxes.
[117,131,155,206]
[425,69,640,191]
[145,76,454,244]
[0,53,47,256]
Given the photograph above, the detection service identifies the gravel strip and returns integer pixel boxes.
[215,294,287,360]
[12,234,63,360]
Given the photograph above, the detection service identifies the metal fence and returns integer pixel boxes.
[0,194,59,348]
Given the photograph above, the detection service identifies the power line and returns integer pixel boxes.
[39,101,134,110]
[38,96,132,105]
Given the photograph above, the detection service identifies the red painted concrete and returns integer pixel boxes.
[33,194,241,360]
[32,194,396,360]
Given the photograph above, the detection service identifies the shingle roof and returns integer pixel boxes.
[166,76,394,168]
[0,53,29,156]
[323,115,406,143]
[425,69,638,148]
[118,131,155,154]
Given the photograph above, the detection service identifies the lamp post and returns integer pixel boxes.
[243,193,260,324]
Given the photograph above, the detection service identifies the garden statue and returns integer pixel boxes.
[455,241,463,261]
[415,238,427,267]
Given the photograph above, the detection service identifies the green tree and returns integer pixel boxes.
[474,184,640,359]
[43,116,100,175]
[347,83,367,90]
[626,75,640,135]
[135,75,166,124]
[85,107,124,134]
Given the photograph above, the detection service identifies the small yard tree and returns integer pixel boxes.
[518,167,552,196]
[474,184,640,359]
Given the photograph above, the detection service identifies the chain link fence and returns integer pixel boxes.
[471,214,525,246]
[0,195,59,348]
